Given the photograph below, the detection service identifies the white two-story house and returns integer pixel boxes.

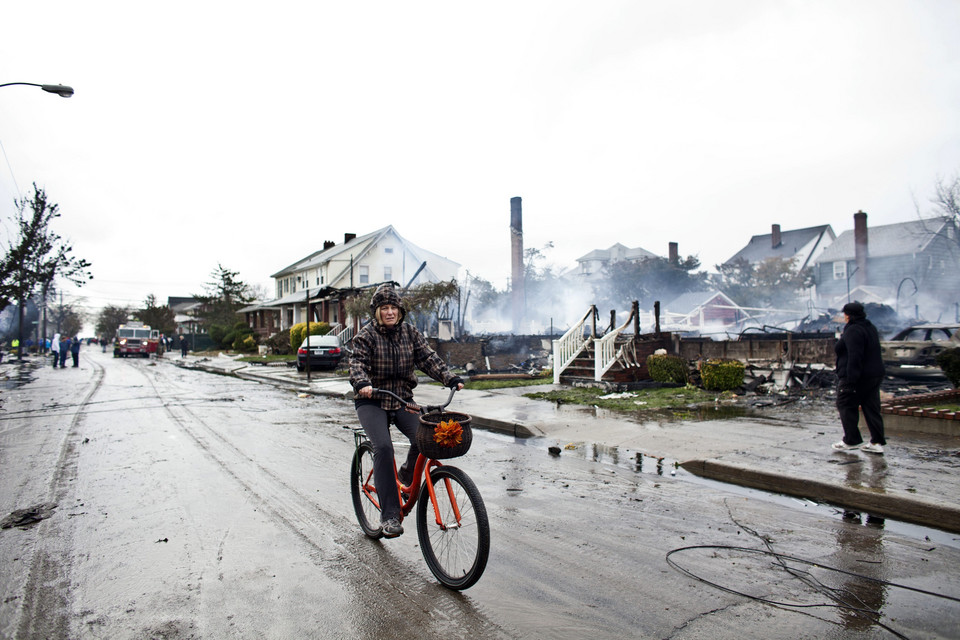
[244,226,460,337]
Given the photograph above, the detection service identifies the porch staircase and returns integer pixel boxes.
[553,302,651,386]
[557,338,645,385]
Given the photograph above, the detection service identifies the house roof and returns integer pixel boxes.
[271,225,459,287]
[270,229,378,278]
[816,217,952,263]
[663,289,740,314]
[724,225,834,268]
[576,242,657,263]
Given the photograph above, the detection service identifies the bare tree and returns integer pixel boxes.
[1,185,92,358]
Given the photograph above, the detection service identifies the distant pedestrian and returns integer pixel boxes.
[59,335,70,368]
[70,336,81,367]
[180,334,188,358]
[51,333,61,368]
[832,302,886,455]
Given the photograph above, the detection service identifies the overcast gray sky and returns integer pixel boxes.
[2,1,958,332]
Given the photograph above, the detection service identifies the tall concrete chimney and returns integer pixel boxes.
[853,210,868,287]
[510,197,524,333]
[771,224,782,248]
[668,242,678,264]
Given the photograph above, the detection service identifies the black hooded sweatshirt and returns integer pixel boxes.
[834,316,885,387]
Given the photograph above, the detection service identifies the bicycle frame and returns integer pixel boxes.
[352,387,467,529]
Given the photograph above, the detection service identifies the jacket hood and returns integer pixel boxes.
[369,284,406,324]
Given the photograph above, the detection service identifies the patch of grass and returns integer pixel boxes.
[523,385,733,412]
[930,403,960,412]
[464,377,554,391]
[238,354,296,364]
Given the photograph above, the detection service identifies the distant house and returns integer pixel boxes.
[813,212,960,314]
[723,223,835,271]
[661,289,749,330]
[574,242,658,281]
[245,226,460,336]
[167,296,204,334]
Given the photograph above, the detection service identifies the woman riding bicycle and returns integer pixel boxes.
[349,283,463,538]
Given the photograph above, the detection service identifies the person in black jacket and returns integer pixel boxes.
[832,302,886,454]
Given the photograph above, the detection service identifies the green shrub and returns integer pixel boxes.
[266,329,292,355]
[936,347,960,388]
[289,322,331,350]
[234,334,258,353]
[209,324,227,346]
[699,358,745,391]
[646,354,688,384]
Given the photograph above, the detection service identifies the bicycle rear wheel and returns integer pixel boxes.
[350,440,383,539]
[416,465,489,590]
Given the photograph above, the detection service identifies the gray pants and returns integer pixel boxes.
[356,403,422,522]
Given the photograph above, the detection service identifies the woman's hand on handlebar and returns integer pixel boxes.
[357,385,373,398]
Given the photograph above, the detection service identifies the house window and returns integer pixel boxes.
[385,247,394,254]
[833,261,847,280]
[384,266,392,281]
[359,265,369,284]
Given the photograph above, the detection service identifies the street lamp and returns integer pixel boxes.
[0,82,74,98]
[3,80,74,361]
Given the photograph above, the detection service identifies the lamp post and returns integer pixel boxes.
[3,80,74,360]
[0,82,74,97]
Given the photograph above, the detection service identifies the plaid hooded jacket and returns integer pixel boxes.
[349,284,457,410]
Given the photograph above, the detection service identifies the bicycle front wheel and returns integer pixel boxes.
[350,440,383,539]
[416,465,489,590]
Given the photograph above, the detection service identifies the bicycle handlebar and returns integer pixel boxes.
[370,387,457,414]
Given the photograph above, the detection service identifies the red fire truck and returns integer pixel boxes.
[114,322,163,357]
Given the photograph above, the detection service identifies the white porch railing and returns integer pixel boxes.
[594,306,637,381]
[335,323,355,347]
[552,306,597,384]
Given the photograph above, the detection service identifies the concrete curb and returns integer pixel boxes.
[681,459,960,533]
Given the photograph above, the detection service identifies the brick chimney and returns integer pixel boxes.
[668,242,678,263]
[323,240,335,250]
[771,224,782,248]
[854,211,868,287]
[510,197,524,333]
[344,233,356,244]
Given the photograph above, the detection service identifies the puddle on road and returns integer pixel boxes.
[523,436,960,551]
[554,401,757,424]
[0,360,39,390]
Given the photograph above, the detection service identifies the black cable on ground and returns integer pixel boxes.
[667,544,960,638]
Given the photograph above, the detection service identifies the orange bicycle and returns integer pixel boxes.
[350,388,490,590]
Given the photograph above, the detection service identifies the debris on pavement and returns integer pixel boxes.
[1,503,57,529]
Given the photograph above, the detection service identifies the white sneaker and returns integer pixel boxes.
[832,441,861,451]
[861,443,884,454]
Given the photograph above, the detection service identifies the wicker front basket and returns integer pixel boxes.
[417,411,473,459]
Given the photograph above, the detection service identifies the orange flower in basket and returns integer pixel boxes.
[433,419,463,448]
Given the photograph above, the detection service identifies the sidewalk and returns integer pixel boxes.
[179,354,960,534]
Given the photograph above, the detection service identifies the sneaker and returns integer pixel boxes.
[861,442,884,455]
[381,518,404,538]
[832,440,861,451]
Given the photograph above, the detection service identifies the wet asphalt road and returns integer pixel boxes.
[2,349,960,639]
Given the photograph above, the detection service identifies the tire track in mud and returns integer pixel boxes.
[16,357,106,640]
[142,362,515,640]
